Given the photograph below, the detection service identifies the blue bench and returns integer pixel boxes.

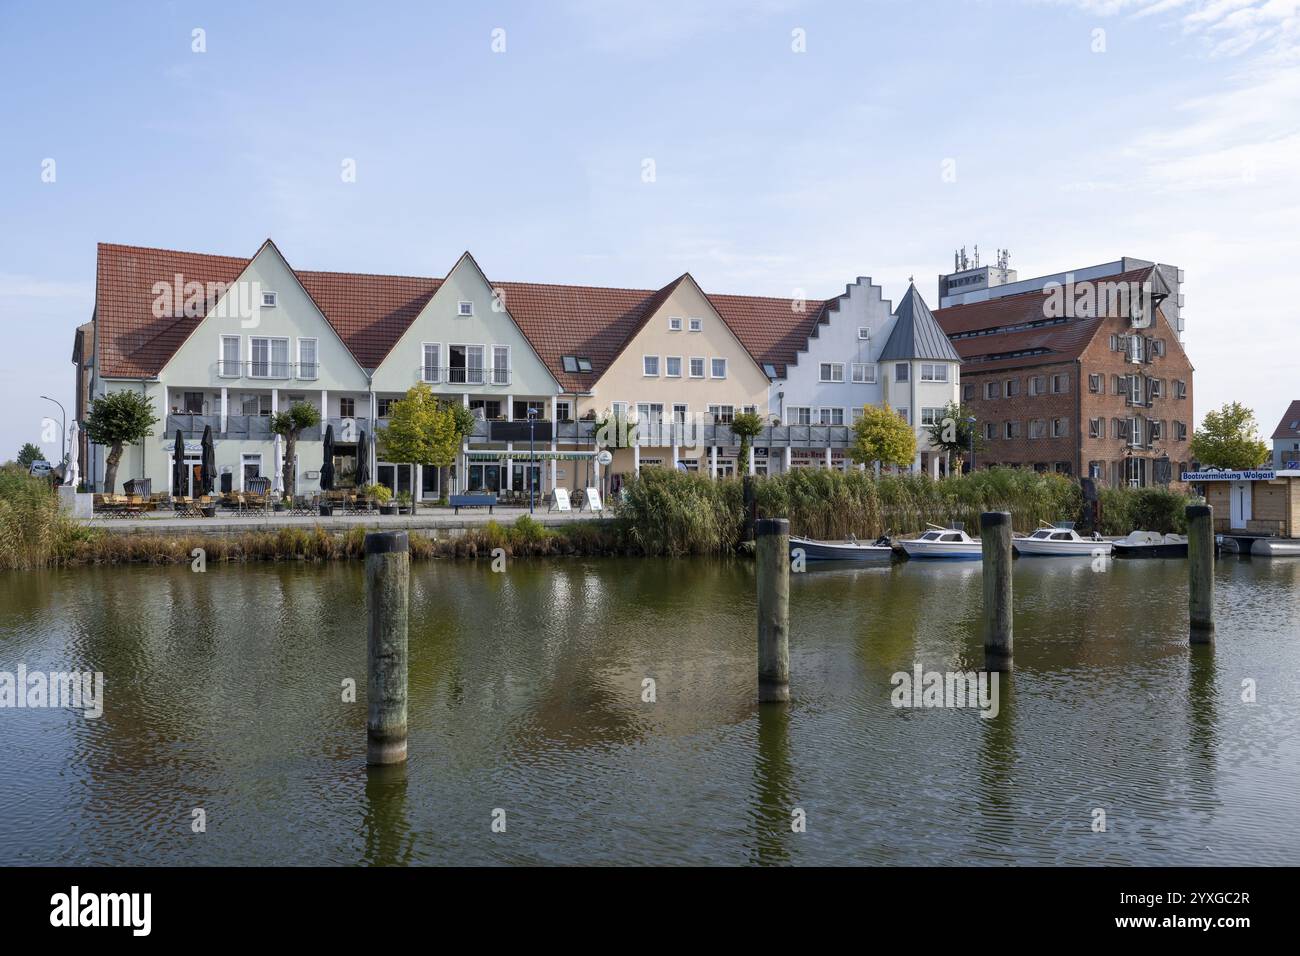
[450,494,497,515]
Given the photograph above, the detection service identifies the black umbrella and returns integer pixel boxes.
[354,429,370,487]
[172,430,186,498]
[319,423,335,491]
[200,424,216,495]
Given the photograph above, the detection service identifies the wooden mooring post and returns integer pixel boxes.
[755,518,791,703]
[981,511,1013,672]
[366,531,409,765]
[1187,504,1215,642]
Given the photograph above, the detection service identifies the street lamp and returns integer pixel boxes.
[40,395,67,465]
[527,407,538,515]
[965,416,977,473]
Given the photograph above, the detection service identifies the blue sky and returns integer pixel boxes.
[2,0,1297,461]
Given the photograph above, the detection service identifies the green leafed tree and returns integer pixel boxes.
[378,384,448,510]
[16,443,43,467]
[1190,401,1270,470]
[729,410,765,476]
[849,403,916,471]
[82,390,160,493]
[923,401,984,474]
[270,401,322,498]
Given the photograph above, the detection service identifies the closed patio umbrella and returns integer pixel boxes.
[319,423,335,491]
[172,430,186,498]
[200,424,216,495]
[354,429,370,487]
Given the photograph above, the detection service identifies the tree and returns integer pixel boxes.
[923,401,984,474]
[16,443,42,467]
[444,402,478,498]
[270,401,322,498]
[729,410,765,476]
[1190,401,1270,470]
[82,390,160,493]
[379,384,445,511]
[849,404,916,470]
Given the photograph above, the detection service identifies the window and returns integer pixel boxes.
[1005,421,1020,439]
[492,345,510,385]
[220,335,240,377]
[1174,379,1187,399]
[241,393,272,416]
[672,403,688,425]
[920,364,948,382]
[643,355,660,376]
[985,381,1001,400]
[851,407,864,423]
[250,336,289,378]
[556,400,572,422]
[1150,420,1164,440]
[1028,375,1047,396]
[422,344,441,383]
[181,391,204,414]
[1149,378,1163,399]
[666,356,682,378]
[1088,373,1102,393]
[611,401,629,419]
[1176,421,1187,441]
[457,300,474,317]
[897,407,910,424]
[711,358,727,379]
[1051,418,1068,438]
[297,338,318,379]
[851,363,876,384]
[709,404,735,424]
[339,397,355,418]
[1051,373,1069,394]
[818,408,845,426]
[636,403,665,424]
[921,407,944,425]
[261,291,277,308]
[562,355,579,373]
[689,357,705,378]
[469,399,501,420]
[514,400,545,420]
[668,317,683,331]
[576,357,592,373]
[688,318,703,332]
[895,363,909,382]
[962,383,975,401]
[1005,378,1020,397]
[984,422,996,441]
[820,362,845,383]
[1028,419,1046,439]
[1089,418,1102,438]
[377,398,394,418]
[448,344,485,385]
[857,327,870,340]
[788,406,812,426]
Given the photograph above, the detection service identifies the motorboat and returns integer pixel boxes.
[1013,522,1112,557]
[898,524,982,560]
[1251,538,1300,557]
[1112,530,1188,558]
[789,533,894,562]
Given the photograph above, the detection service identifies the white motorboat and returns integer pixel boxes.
[898,524,982,560]
[1112,530,1188,559]
[1013,523,1112,557]
[789,534,894,562]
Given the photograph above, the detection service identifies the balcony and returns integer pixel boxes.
[416,367,511,387]
[166,413,380,442]
[217,360,319,381]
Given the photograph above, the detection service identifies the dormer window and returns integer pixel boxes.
[457,300,474,317]
[262,291,278,308]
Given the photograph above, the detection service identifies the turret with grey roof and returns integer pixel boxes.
[879,283,961,362]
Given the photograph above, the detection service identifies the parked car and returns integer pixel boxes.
[28,460,52,478]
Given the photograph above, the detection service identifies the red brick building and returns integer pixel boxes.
[933,266,1194,486]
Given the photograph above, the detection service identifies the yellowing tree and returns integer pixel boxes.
[850,404,916,470]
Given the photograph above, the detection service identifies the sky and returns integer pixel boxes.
[1,0,1297,462]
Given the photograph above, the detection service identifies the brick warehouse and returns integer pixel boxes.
[932,264,1194,486]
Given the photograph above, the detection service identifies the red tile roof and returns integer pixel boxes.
[1272,400,1300,440]
[93,242,832,390]
[933,267,1155,373]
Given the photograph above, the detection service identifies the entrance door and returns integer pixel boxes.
[1230,481,1252,529]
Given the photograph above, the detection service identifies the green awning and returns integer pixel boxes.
[465,450,598,462]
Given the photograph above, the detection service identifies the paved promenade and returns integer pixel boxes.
[85,506,612,535]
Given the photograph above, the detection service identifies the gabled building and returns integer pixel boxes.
[1271,401,1300,469]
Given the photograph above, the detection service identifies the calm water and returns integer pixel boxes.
[1,553,1299,866]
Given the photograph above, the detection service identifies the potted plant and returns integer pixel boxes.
[395,491,413,515]
[273,495,288,513]
[366,484,395,515]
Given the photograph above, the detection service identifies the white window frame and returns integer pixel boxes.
[240,453,263,491]
[817,407,846,426]
[249,335,290,379]
[261,291,277,308]
[710,357,727,379]
[819,362,845,383]
[668,317,683,331]
[296,337,318,380]
[422,343,441,383]
[219,334,241,378]
[788,406,812,426]
[921,363,948,382]
[492,345,510,385]
[689,357,705,379]
[851,362,876,384]
[688,318,703,332]
[857,327,870,340]
[672,403,688,424]
[665,356,682,378]
[457,300,474,317]
[643,355,660,377]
